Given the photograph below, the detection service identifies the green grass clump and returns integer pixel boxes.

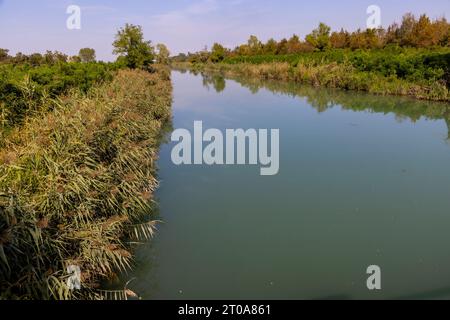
[0,67,172,299]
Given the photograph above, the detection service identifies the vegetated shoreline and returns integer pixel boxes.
[172,60,450,102]
[171,13,450,102]
[0,66,172,299]
[197,66,450,120]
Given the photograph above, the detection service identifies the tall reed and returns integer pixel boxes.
[174,62,449,102]
[0,67,172,299]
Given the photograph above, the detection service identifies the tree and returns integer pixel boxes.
[44,51,55,65]
[385,23,400,45]
[306,23,331,51]
[53,51,68,63]
[210,43,226,63]
[236,44,251,56]
[113,24,154,69]
[263,38,277,54]
[349,29,366,49]
[69,55,82,63]
[78,48,96,63]
[330,29,349,49]
[13,52,27,64]
[398,13,417,46]
[188,46,210,64]
[156,44,170,64]
[276,38,288,54]
[247,35,262,55]
[0,49,9,62]
[287,34,302,53]
[172,53,188,63]
[432,17,450,46]
[364,28,382,49]
[29,53,43,66]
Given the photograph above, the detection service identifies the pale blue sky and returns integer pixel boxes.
[0,0,448,61]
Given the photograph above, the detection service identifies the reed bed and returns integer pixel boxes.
[175,62,449,102]
[0,66,172,299]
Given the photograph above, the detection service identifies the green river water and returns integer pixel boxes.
[121,69,450,300]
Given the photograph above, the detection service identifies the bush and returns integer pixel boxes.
[222,48,450,84]
[0,62,119,129]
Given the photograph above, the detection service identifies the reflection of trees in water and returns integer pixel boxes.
[181,68,450,140]
[201,73,226,93]
[445,118,450,140]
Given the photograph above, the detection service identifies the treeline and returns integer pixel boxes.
[0,48,97,66]
[222,48,450,85]
[173,13,449,63]
[173,13,450,101]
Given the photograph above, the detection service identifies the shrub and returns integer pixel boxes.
[0,62,119,129]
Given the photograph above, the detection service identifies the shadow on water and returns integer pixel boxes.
[189,68,450,141]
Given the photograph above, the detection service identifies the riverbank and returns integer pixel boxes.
[0,67,172,299]
[172,58,450,102]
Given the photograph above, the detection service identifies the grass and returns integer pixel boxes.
[175,60,449,102]
[0,66,173,300]
[174,47,450,102]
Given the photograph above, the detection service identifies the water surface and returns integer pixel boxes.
[126,70,450,300]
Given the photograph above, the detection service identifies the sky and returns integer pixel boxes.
[0,0,449,61]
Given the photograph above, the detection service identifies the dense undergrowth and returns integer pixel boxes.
[175,48,450,101]
[0,62,120,130]
[0,67,172,299]
[223,47,450,85]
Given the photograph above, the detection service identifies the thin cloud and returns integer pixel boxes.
[152,0,219,26]
[148,0,251,54]
[186,0,218,15]
[81,5,118,15]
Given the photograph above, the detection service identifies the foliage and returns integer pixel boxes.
[0,67,173,300]
[0,61,119,129]
[0,50,70,66]
[174,12,450,101]
[210,43,227,63]
[78,48,96,63]
[112,24,155,69]
[305,23,331,51]
[0,49,9,62]
[155,44,170,65]
[175,12,449,62]
[179,59,449,101]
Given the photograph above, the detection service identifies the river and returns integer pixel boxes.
[122,69,450,300]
